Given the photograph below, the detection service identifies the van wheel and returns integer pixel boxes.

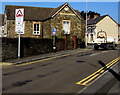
[112,44,117,50]
[94,46,99,50]
[104,44,110,50]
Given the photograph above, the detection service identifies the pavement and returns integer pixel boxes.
[1,48,92,67]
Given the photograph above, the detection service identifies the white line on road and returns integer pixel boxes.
[90,50,115,57]
[90,53,100,56]
[102,50,113,53]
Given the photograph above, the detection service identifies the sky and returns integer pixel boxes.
[0,1,119,23]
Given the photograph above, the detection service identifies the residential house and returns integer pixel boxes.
[87,14,118,44]
[0,14,4,37]
[118,24,120,44]
[4,3,85,47]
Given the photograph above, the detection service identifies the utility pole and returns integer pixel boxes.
[85,0,88,47]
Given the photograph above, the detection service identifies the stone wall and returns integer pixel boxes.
[0,38,1,62]
[50,6,85,40]
[2,37,65,61]
[2,37,18,60]
[6,20,43,38]
[7,20,16,38]
[50,7,85,49]
[42,20,51,38]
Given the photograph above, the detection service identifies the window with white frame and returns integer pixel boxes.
[33,23,40,35]
[63,21,70,34]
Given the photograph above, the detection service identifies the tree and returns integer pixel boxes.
[80,11,100,20]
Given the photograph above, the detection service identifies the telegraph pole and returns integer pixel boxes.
[85,0,88,47]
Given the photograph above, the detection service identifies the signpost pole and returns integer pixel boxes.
[53,35,55,50]
[18,32,20,58]
[52,28,56,52]
[15,8,24,59]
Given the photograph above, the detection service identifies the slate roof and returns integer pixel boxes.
[87,15,107,25]
[0,14,4,26]
[118,24,120,27]
[5,5,54,21]
[5,3,82,21]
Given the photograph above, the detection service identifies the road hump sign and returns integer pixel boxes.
[16,9,24,17]
[15,8,24,34]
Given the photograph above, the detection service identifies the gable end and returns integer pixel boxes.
[51,3,82,20]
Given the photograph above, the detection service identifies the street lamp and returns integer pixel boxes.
[85,0,88,47]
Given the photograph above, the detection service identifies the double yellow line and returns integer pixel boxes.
[16,49,91,66]
[76,57,120,86]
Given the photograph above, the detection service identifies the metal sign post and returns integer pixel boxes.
[52,28,56,51]
[18,32,20,58]
[15,8,24,58]
[53,36,56,49]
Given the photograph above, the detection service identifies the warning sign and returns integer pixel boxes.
[15,8,24,34]
[16,9,24,17]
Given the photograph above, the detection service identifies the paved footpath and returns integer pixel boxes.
[1,48,92,68]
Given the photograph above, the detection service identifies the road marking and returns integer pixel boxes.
[102,50,114,53]
[15,49,92,66]
[90,50,114,57]
[75,61,119,95]
[90,53,100,56]
[76,57,120,86]
[102,51,109,53]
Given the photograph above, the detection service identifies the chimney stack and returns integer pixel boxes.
[94,14,100,18]
[87,15,91,20]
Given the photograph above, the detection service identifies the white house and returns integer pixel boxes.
[87,15,118,44]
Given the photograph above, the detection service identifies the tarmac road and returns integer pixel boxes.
[2,49,119,94]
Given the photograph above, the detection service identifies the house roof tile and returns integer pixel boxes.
[5,3,82,21]
[87,15,107,25]
[87,14,118,26]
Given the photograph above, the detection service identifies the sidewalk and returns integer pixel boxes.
[2,48,91,67]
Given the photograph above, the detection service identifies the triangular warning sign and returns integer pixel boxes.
[16,9,23,17]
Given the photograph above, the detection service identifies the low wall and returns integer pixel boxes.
[2,37,65,61]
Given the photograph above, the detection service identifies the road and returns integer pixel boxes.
[2,49,120,94]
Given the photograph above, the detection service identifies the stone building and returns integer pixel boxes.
[0,14,4,37]
[4,3,85,42]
